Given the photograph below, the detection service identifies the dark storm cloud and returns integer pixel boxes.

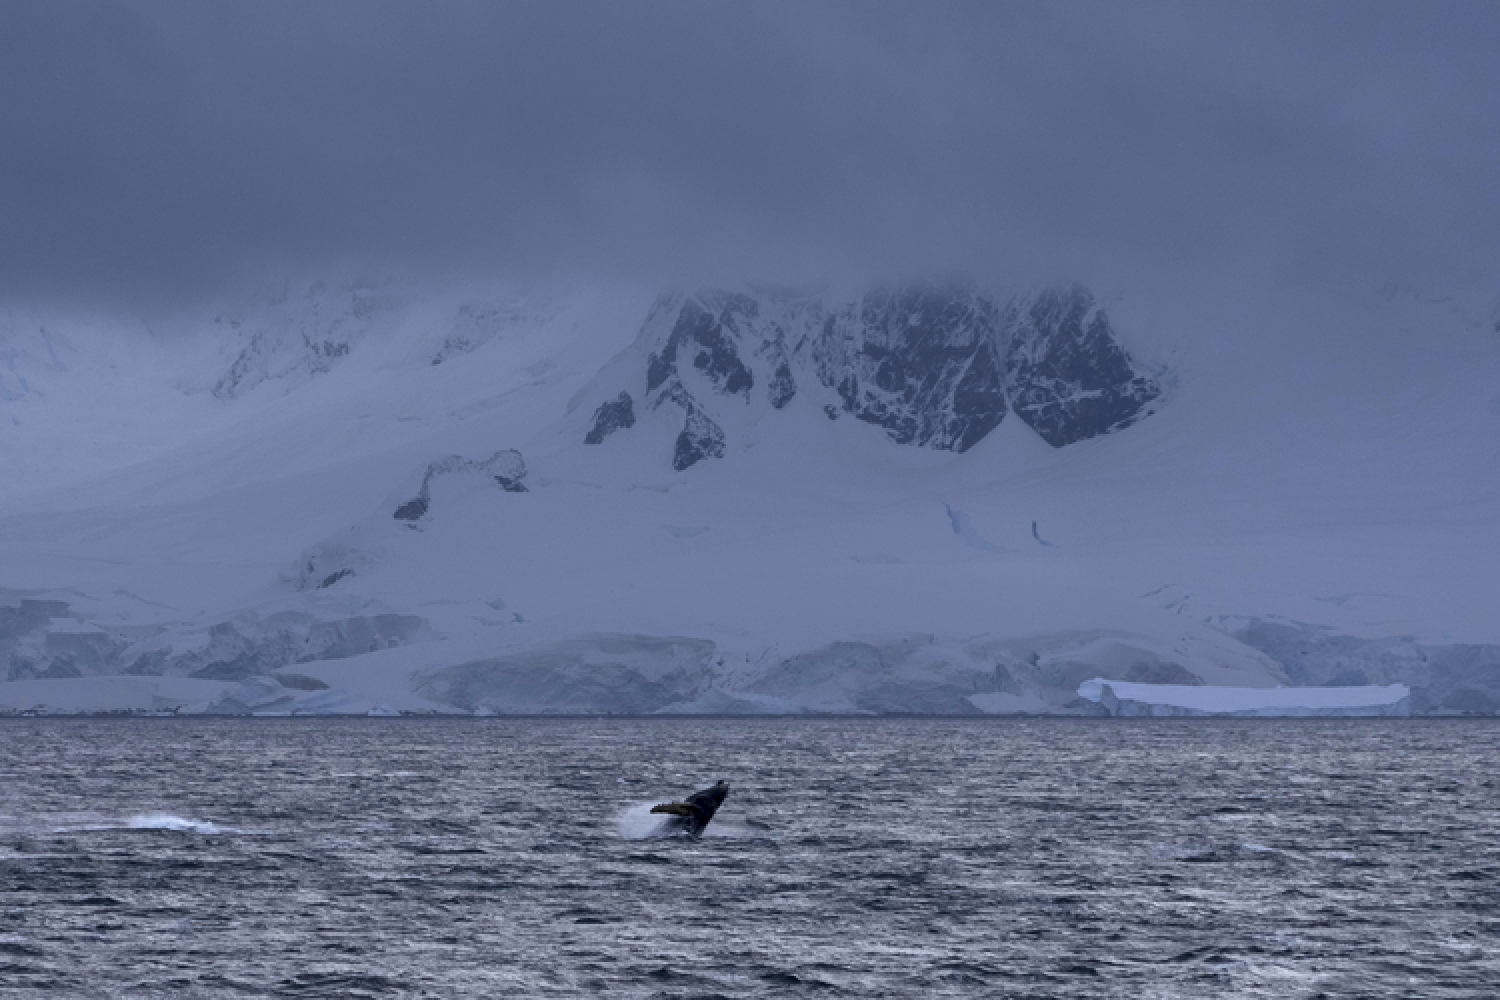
[1,0,1497,306]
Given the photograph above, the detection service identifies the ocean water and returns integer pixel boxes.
[0,718,1496,998]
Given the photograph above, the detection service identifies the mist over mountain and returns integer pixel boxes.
[2,2,1498,715]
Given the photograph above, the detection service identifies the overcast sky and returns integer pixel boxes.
[2,0,1497,308]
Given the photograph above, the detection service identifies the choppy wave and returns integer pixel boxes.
[5,717,1498,998]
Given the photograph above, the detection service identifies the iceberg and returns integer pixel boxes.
[1078,678,1411,717]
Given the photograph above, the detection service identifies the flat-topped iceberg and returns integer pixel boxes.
[1078,678,1411,717]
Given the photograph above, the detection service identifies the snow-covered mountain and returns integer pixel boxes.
[1,276,1496,716]
[576,283,1161,470]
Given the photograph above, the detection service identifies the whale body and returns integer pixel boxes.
[649,780,729,837]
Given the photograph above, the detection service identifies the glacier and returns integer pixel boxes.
[1,276,1497,716]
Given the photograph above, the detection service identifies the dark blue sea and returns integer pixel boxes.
[1,718,1496,998]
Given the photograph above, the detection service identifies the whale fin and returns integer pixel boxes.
[650,802,698,816]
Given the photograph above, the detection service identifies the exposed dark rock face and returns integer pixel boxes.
[584,391,636,444]
[488,450,529,492]
[647,295,756,397]
[391,450,528,523]
[318,568,354,589]
[393,497,429,521]
[585,281,1162,470]
[755,325,798,408]
[672,396,727,471]
[637,293,751,470]
[813,287,1007,452]
[767,360,796,409]
[1005,285,1161,447]
[949,337,1011,451]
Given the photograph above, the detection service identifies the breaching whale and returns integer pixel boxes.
[650,780,729,837]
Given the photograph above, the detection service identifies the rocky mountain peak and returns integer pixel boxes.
[583,281,1163,469]
[1005,285,1162,447]
[815,285,1007,452]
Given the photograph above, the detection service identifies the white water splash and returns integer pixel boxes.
[617,802,674,840]
[50,813,237,835]
[615,801,766,840]
[125,814,230,834]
